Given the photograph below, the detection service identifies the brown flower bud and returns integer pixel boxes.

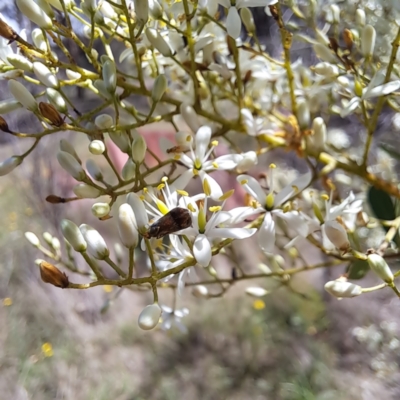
[39,261,69,288]
[39,102,64,127]
[0,18,17,42]
[46,194,66,203]
[0,116,12,133]
[343,29,353,51]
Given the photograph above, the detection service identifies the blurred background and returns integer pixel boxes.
[1,2,400,400]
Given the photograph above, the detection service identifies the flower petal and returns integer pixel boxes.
[273,210,309,237]
[237,174,266,204]
[170,169,194,192]
[207,227,257,239]
[258,213,275,253]
[199,171,223,199]
[274,170,312,206]
[362,80,400,100]
[193,234,212,267]
[195,126,212,161]
[226,7,241,39]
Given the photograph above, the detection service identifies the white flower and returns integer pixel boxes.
[160,305,189,333]
[171,126,241,199]
[237,166,312,253]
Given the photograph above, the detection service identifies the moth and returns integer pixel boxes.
[144,207,192,239]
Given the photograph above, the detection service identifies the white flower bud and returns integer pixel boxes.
[108,130,131,153]
[134,0,148,22]
[145,28,173,57]
[66,69,81,80]
[356,9,366,26]
[0,99,21,114]
[127,192,148,229]
[43,232,53,245]
[117,203,139,248]
[236,151,258,173]
[45,0,73,11]
[46,88,67,113]
[367,254,394,283]
[73,183,101,198]
[95,114,113,129]
[51,237,60,250]
[61,219,87,252]
[102,59,117,94]
[297,98,310,129]
[328,4,340,24]
[25,231,40,247]
[361,25,376,58]
[151,74,167,102]
[313,43,336,63]
[92,202,110,218]
[245,287,268,297]
[132,136,147,164]
[89,140,105,155]
[226,6,241,39]
[122,158,136,180]
[86,159,103,181]
[314,62,339,77]
[59,139,81,163]
[324,280,362,298]
[57,151,86,180]
[240,8,254,33]
[37,0,54,17]
[7,54,33,72]
[180,103,200,133]
[33,62,59,89]
[79,224,109,259]
[0,156,22,176]
[324,221,350,251]
[311,117,326,152]
[149,0,162,19]
[138,303,161,330]
[192,285,209,298]
[31,28,47,51]
[8,80,37,111]
[16,0,52,29]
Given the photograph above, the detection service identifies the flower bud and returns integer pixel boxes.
[43,232,53,245]
[117,203,139,248]
[37,0,55,17]
[328,4,340,24]
[0,18,17,41]
[66,69,81,80]
[95,114,113,129]
[314,62,339,77]
[240,8,254,33]
[16,0,52,29]
[361,25,376,58]
[102,59,117,94]
[132,136,147,164]
[367,253,394,283]
[226,6,241,39]
[0,98,21,114]
[134,0,148,22]
[51,237,61,251]
[127,192,149,229]
[92,202,111,218]
[79,224,109,259]
[324,221,350,251]
[73,183,101,198]
[46,0,73,11]
[311,117,326,152]
[0,116,12,133]
[324,280,362,298]
[31,28,46,51]
[89,140,105,155]
[39,261,69,288]
[61,219,87,252]
[356,9,365,26]
[59,139,81,163]
[245,287,268,297]
[108,130,131,153]
[145,28,173,57]
[122,158,136,180]
[25,231,40,247]
[46,88,67,113]
[33,62,59,89]
[192,285,209,298]
[151,74,167,102]
[0,156,22,176]
[313,43,336,63]
[297,98,310,129]
[86,159,103,181]
[8,79,38,111]
[39,102,64,126]
[138,303,161,330]
[236,151,258,173]
[57,151,86,180]
[149,0,162,19]
[180,103,200,133]
[7,54,33,72]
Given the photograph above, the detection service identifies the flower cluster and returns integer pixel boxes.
[0,0,399,333]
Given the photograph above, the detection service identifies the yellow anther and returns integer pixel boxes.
[211,140,218,147]
[212,162,219,169]
[174,154,181,160]
[157,183,165,190]
[203,178,211,196]
[187,203,196,212]
[209,206,221,212]
[177,189,189,196]
[186,135,192,142]
[240,179,248,185]
[292,185,299,193]
[219,189,235,201]
[139,195,145,201]
[321,194,329,201]
[161,176,168,182]
[143,187,148,193]
[269,163,277,169]
[156,200,169,215]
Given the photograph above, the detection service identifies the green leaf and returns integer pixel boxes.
[367,186,396,229]
[347,260,370,280]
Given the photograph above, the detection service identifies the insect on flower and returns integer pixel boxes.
[144,207,192,239]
